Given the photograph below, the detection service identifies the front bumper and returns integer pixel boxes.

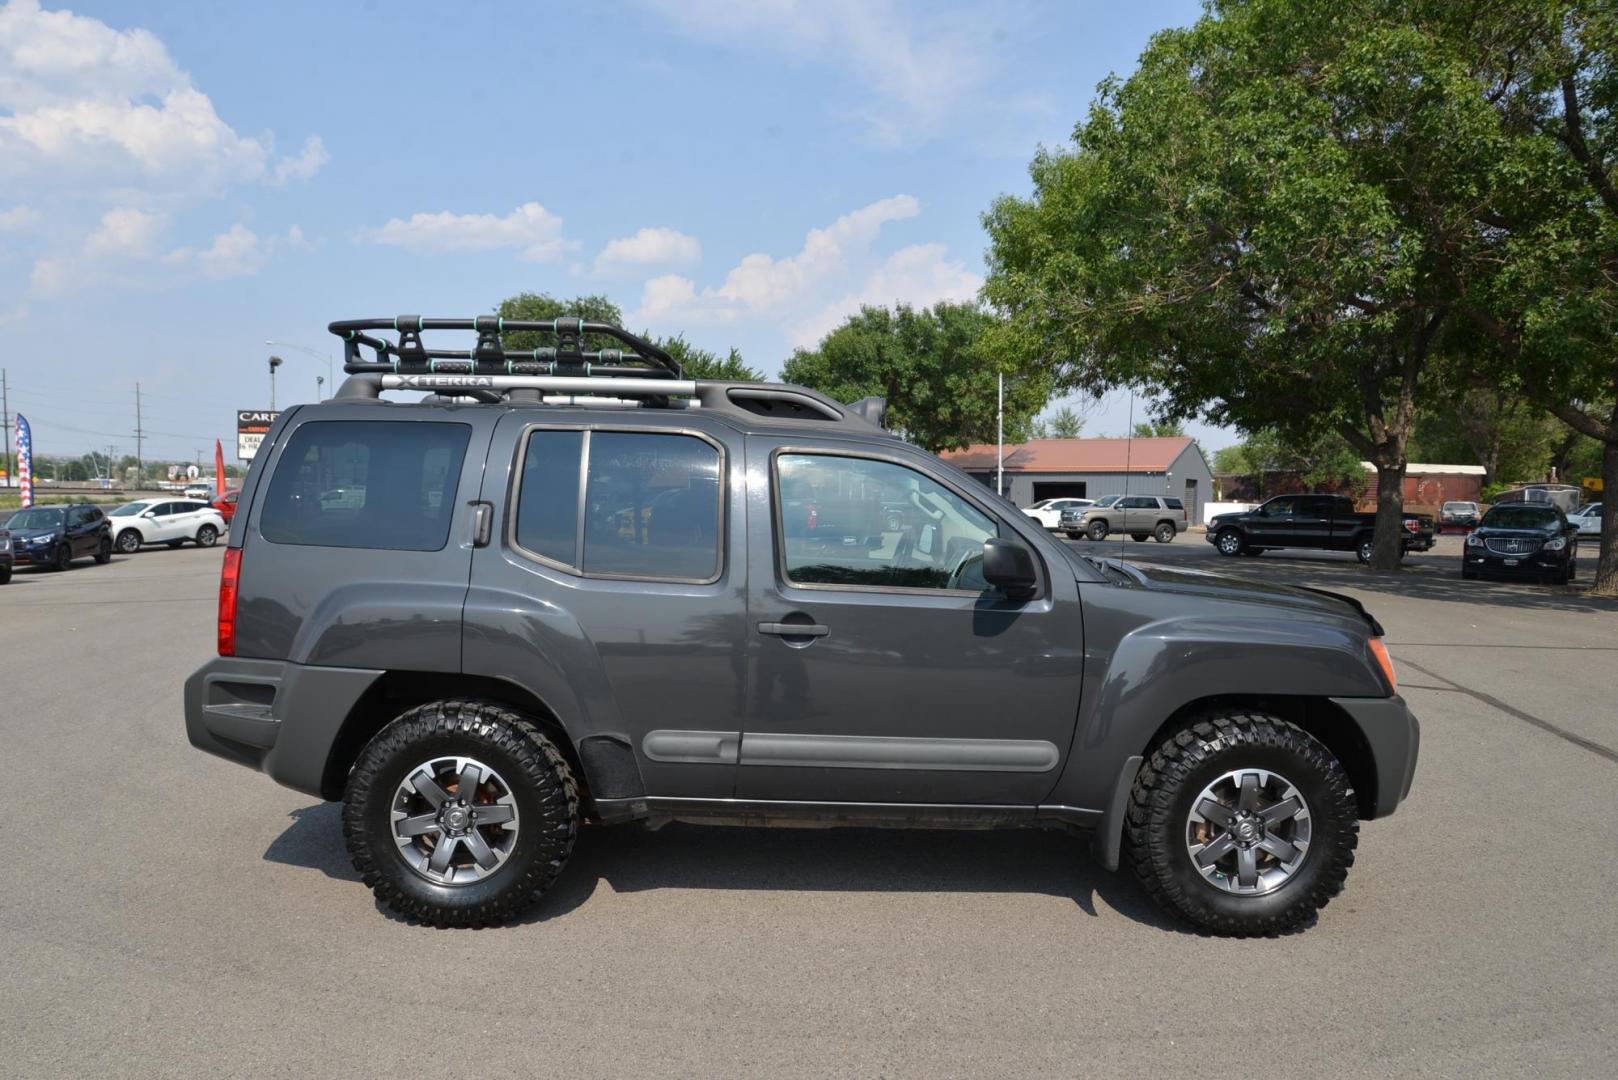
[1463,547,1568,578]
[185,656,383,798]
[1330,695,1420,818]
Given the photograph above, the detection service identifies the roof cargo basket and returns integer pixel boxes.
[329,316,693,404]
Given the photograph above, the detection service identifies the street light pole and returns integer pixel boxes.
[265,340,334,399]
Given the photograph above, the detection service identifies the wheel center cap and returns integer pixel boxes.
[443,806,471,832]
[1233,817,1259,844]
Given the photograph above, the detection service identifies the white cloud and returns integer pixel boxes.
[591,226,701,274]
[163,223,262,279]
[790,243,983,347]
[644,0,993,145]
[31,204,167,292]
[0,0,322,196]
[0,204,41,230]
[272,135,328,184]
[361,202,571,262]
[632,194,920,326]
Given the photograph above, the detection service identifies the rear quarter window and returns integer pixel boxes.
[260,420,471,551]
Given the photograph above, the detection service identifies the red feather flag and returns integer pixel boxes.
[214,439,226,497]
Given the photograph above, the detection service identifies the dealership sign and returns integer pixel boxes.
[237,410,281,460]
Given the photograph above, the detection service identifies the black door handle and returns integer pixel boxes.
[758,621,829,638]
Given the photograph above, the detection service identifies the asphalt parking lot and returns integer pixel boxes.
[2,541,1615,1077]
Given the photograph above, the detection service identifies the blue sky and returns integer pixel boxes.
[1,0,1215,464]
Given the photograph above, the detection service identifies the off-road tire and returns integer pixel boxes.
[94,537,113,564]
[1131,533,1149,542]
[1153,523,1175,543]
[195,524,218,548]
[1124,711,1359,937]
[1088,520,1110,542]
[115,529,142,554]
[343,699,579,928]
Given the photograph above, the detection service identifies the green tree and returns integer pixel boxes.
[984,0,1521,567]
[783,302,1049,453]
[495,292,629,353]
[653,335,763,381]
[1213,428,1366,497]
[1047,406,1085,438]
[1131,420,1185,439]
[1437,3,1618,591]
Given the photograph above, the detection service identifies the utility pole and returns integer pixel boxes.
[996,373,1004,497]
[134,382,145,489]
[269,355,282,411]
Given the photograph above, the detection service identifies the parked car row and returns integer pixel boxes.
[0,495,233,584]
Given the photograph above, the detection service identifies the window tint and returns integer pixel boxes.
[514,430,585,566]
[68,507,92,526]
[1264,497,1298,516]
[777,453,999,591]
[1120,496,1154,509]
[1163,497,1184,510]
[582,432,721,580]
[148,502,175,517]
[260,420,470,551]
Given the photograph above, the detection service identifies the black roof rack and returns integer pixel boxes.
[330,316,684,380]
[324,316,891,433]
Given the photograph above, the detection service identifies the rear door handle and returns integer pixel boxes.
[757,621,829,637]
[470,501,494,548]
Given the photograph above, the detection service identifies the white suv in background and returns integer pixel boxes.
[1022,497,1094,529]
[107,499,227,554]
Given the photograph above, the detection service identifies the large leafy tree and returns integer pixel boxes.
[654,335,762,381]
[1444,3,1618,592]
[983,0,1520,567]
[783,302,1048,453]
[495,292,629,353]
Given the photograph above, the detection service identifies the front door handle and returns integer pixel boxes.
[758,621,829,638]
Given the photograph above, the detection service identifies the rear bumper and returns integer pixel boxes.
[1329,695,1420,818]
[185,656,382,798]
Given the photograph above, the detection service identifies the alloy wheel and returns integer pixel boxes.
[390,755,520,886]
[1217,530,1242,556]
[1185,768,1311,895]
[116,531,141,553]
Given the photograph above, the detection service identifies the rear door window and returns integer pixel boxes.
[260,420,471,551]
[513,428,723,582]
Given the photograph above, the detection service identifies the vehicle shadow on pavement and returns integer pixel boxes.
[264,807,1186,932]
[534,823,1184,930]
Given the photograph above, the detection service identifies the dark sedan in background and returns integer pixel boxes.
[1463,503,1579,583]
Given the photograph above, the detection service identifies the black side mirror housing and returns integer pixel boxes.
[981,538,1037,598]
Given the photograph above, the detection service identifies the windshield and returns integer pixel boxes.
[1093,494,1122,508]
[109,502,153,517]
[1442,502,1475,512]
[1483,505,1560,529]
[5,508,65,530]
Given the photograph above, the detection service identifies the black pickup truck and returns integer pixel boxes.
[1208,494,1436,563]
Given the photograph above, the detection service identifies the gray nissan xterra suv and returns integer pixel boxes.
[186,316,1419,936]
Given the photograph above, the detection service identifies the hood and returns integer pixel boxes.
[1475,523,1561,539]
[1076,553,1382,633]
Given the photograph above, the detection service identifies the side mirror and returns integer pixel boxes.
[981,539,1037,598]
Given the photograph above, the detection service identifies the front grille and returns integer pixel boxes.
[1484,537,1541,556]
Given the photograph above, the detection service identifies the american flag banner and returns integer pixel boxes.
[15,413,32,508]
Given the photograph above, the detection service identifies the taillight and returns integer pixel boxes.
[1403,519,1420,533]
[1369,637,1397,693]
[217,547,242,656]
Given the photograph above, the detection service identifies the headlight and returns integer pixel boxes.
[1466,533,1482,547]
[1544,536,1566,551]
